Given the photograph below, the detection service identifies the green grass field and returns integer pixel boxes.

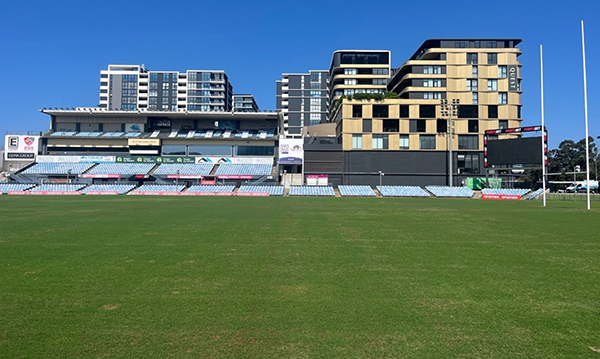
[0,196,599,358]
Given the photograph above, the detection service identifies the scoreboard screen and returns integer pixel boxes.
[487,137,543,166]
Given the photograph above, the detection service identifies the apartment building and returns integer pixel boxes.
[233,94,259,112]
[99,65,234,112]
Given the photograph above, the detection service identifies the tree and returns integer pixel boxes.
[548,137,597,181]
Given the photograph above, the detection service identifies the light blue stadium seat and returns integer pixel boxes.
[377,186,430,197]
[238,185,284,196]
[338,185,376,197]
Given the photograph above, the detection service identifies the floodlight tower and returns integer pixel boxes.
[440,99,460,187]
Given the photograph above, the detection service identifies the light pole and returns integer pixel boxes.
[176,169,180,187]
[379,171,384,187]
[440,99,460,187]
[67,169,72,183]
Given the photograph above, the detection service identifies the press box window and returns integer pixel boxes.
[458,153,480,174]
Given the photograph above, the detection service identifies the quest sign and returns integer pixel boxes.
[508,65,518,92]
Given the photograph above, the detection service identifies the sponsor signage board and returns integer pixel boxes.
[236,192,270,197]
[481,194,521,200]
[29,191,81,195]
[115,156,196,164]
[80,174,121,179]
[36,155,115,163]
[4,135,39,161]
[84,191,120,195]
[278,139,303,164]
[194,157,273,165]
[128,138,161,146]
[217,175,253,180]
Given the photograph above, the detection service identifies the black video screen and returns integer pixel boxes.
[487,137,543,165]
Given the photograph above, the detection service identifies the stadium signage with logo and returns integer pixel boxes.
[36,155,115,163]
[128,139,161,146]
[481,194,521,200]
[4,135,40,161]
[115,156,196,164]
[278,139,303,164]
[194,157,273,165]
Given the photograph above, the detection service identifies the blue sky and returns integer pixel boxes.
[0,0,598,148]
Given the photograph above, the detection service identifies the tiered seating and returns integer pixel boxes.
[481,188,531,197]
[87,163,154,175]
[80,184,137,194]
[338,185,376,197]
[187,185,235,193]
[238,185,284,196]
[101,132,125,137]
[0,183,36,194]
[289,186,335,197]
[426,186,474,198]
[23,163,94,175]
[29,184,86,192]
[377,186,430,197]
[49,131,77,136]
[526,188,545,200]
[215,164,272,176]
[124,132,142,137]
[153,164,214,176]
[130,184,185,193]
[75,132,102,137]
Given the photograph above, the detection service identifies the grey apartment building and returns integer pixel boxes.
[233,94,259,112]
[99,65,234,112]
[275,70,328,137]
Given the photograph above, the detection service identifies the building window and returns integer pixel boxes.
[352,134,362,149]
[372,134,388,149]
[486,41,498,48]
[437,119,447,133]
[344,79,357,85]
[467,53,478,64]
[468,120,479,133]
[458,105,479,118]
[372,105,388,118]
[466,79,478,91]
[472,92,478,104]
[488,53,498,65]
[311,72,322,82]
[472,66,478,78]
[382,120,399,132]
[499,120,508,129]
[423,65,443,74]
[372,79,387,85]
[400,105,409,118]
[423,92,443,99]
[352,105,362,118]
[419,105,436,118]
[487,79,498,91]
[362,119,372,132]
[488,105,498,119]
[458,153,480,174]
[416,119,426,132]
[498,65,507,78]
[423,79,442,87]
[498,92,508,104]
[344,68,357,75]
[399,135,409,149]
[419,135,436,149]
[458,135,478,149]
[372,68,388,75]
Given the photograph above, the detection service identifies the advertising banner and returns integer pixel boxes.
[115,156,196,164]
[194,157,273,165]
[481,194,521,200]
[236,192,270,197]
[217,175,253,180]
[508,65,518,92]
[125,124,144,132]
[84,191,119,195]
[80,174,121,179]
[29,191,81,195]
[166,175,203,179]
[7,191,31,195]
[36,155,115,163]
[128,191,181,196]
[278,139,303,164]
[4,135,39,161]
[128,138,160,146]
